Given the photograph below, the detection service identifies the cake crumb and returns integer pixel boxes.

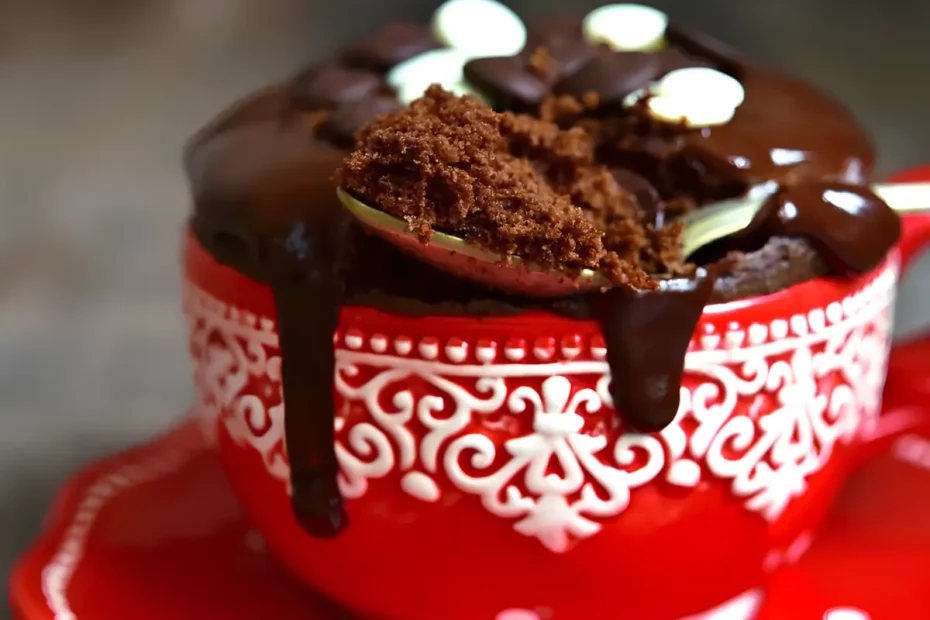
[335,86,688,288]
[527,46,558,81]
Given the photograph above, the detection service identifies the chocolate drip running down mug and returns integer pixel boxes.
[183,166,930,620]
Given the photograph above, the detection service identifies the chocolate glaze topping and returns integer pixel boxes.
[591,275,717,432]
[184,9,896,538]
[679,70,874,189]
[740,182,901,274]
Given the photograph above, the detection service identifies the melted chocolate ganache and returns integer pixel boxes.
[185,16,898,537]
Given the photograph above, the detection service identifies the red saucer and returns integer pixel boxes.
[10,337,930,620]
[8,422,347,620]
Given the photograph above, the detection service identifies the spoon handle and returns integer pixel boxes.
[874,182,930,213]
[678,195,763,258]
[679,182,930,258]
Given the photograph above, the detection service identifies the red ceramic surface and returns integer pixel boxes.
[7,421,344,620]
[181,165,930,620]
[10,364,930,620]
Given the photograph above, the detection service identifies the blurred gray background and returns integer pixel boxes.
[1,0,928,614]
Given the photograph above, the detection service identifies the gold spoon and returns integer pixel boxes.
[336,182,930,297]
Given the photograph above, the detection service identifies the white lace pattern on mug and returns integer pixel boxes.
[184,260,896,552]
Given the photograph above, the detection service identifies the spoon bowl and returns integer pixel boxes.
[337,182,930,298]
[337,188,608,296]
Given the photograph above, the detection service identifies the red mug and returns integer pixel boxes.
[183,166,930,620]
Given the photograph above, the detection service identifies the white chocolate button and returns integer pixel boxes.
[582,4,668,52]
[647,95,735,128]
[624,67,746,127]
[388,48,470,104]
[432,0,527,58]
[387,49,468,90]
[658,67,745,107]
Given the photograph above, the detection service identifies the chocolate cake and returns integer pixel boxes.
[336,87,684,287]
[184,2,900,539]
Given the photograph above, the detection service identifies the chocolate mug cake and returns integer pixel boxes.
[186,0,900,541]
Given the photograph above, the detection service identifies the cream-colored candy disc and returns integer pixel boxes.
[432,0,527,58]
[658,67,745,107]
[582,4,668,52]
[647,95,736,128]
[388,49,470,104]
[632,68,746,127]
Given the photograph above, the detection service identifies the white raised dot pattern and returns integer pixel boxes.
[344,330,364,350]
[533,337,556,361]
[725,327,745,349]
[495,611,541,620]
[394,336,413,356]
[770,319,789,340]
[809,308,826,331]
[445,338,468,362]
[419,338,440,360]
[748,323,768,345]
[561,335,582,359]
[476,340,497,363]
[666,460,701,487]
[370,334,388,353]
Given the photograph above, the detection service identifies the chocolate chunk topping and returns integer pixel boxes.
[525,15,583,48]
[664,23,750,77]
[343,22,440,72]
[292,64,383,110]
[534,39,598,80]
[317,96,402,148]
[464,56,550,108]
[555,51,662,105]
[465,41,597,110]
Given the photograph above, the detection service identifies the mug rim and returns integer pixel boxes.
[183,225,895,327]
